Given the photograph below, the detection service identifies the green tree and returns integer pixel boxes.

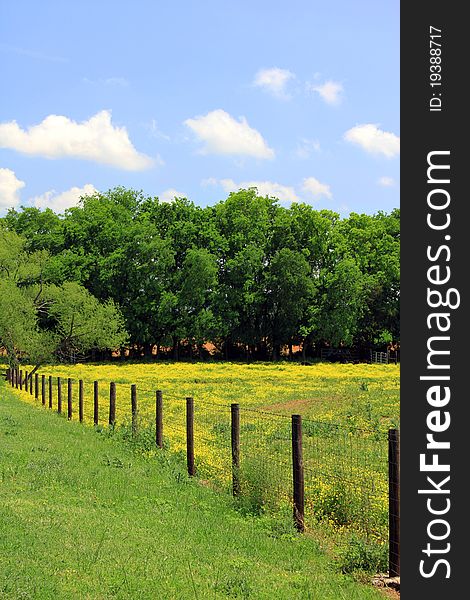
[43,282,128,362]
[0,227,128,365]
[264,248,315,359]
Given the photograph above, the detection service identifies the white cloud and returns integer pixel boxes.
[295,138,321,159]
[344,124,400,158]
[201,177,218,187]
[103,77,129,87]
[0,110,155,170]
[83,77,129,87]
[223,179,299,203]
[184,109,274,159]
[308,80,343,105]
[301,177,332,199]
[0,43,67,63]
[30,184,96,213]
[0,168,25,210]
[159,188,186,203]
[378,176,395,187]
[148,119,170,141]
[205,176,333,204]
[253,67,294,99]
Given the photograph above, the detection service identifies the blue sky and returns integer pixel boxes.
[0,0,399,216]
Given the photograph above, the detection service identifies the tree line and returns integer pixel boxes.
[0,187,399,364]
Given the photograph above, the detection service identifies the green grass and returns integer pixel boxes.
[0,380,386,599]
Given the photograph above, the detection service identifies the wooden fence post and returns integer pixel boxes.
[34,373,38,399]
[25,370,28,391]
[19,370,23,391]
[79,380,84,423]
[29,373,32,395]
[67,378,72,420]
[156,390,163,448]
[388,428,400,577]
[292,414,305,532]
[131,384,138,436]
[15,368,19,389]
[231,403,240,497]
[109,382,116,427]
[186,397,195,476]
[48,376,53,409]
[93,381,99,425]
[41,375,46,406]
[57,377,62,414]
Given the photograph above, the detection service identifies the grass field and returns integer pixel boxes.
[0,381,389,599]
[8,361,400,573]
[13,361,399,429]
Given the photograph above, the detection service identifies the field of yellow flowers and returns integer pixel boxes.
[12,360,399,548]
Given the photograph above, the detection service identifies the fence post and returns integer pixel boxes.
[186,397,195,476]
[388,428,400,577]
[67,378,72,420]
[131,384,138,436]
[292,414,305,532]
[57,377,62,414]
[15,368,19,389]
[156,390,163,448]
[29,372,33,395]
[109,382,116,427]
[93,381,99,426]
[231,403,241,497]
[25,370,28,391]
[48,376,53,409]
[79,380,84,423]
[41,375,46,406]
[34,373,38,399]
[19,370,23,391]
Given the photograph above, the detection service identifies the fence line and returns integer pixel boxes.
[4,366,400,577]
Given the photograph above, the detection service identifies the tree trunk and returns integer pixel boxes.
[272,344,280,362]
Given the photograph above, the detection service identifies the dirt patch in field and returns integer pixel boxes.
[372,576,400,598]
[260,398,314,413]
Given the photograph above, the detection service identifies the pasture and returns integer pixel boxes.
[11,360,400,572]
[1,384,389,599]
[15,361,399,429]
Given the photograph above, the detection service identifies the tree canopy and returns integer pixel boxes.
[0,227,127,366]
[1,187,399,361]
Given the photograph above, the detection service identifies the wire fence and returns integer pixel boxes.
[5,366,399,577]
